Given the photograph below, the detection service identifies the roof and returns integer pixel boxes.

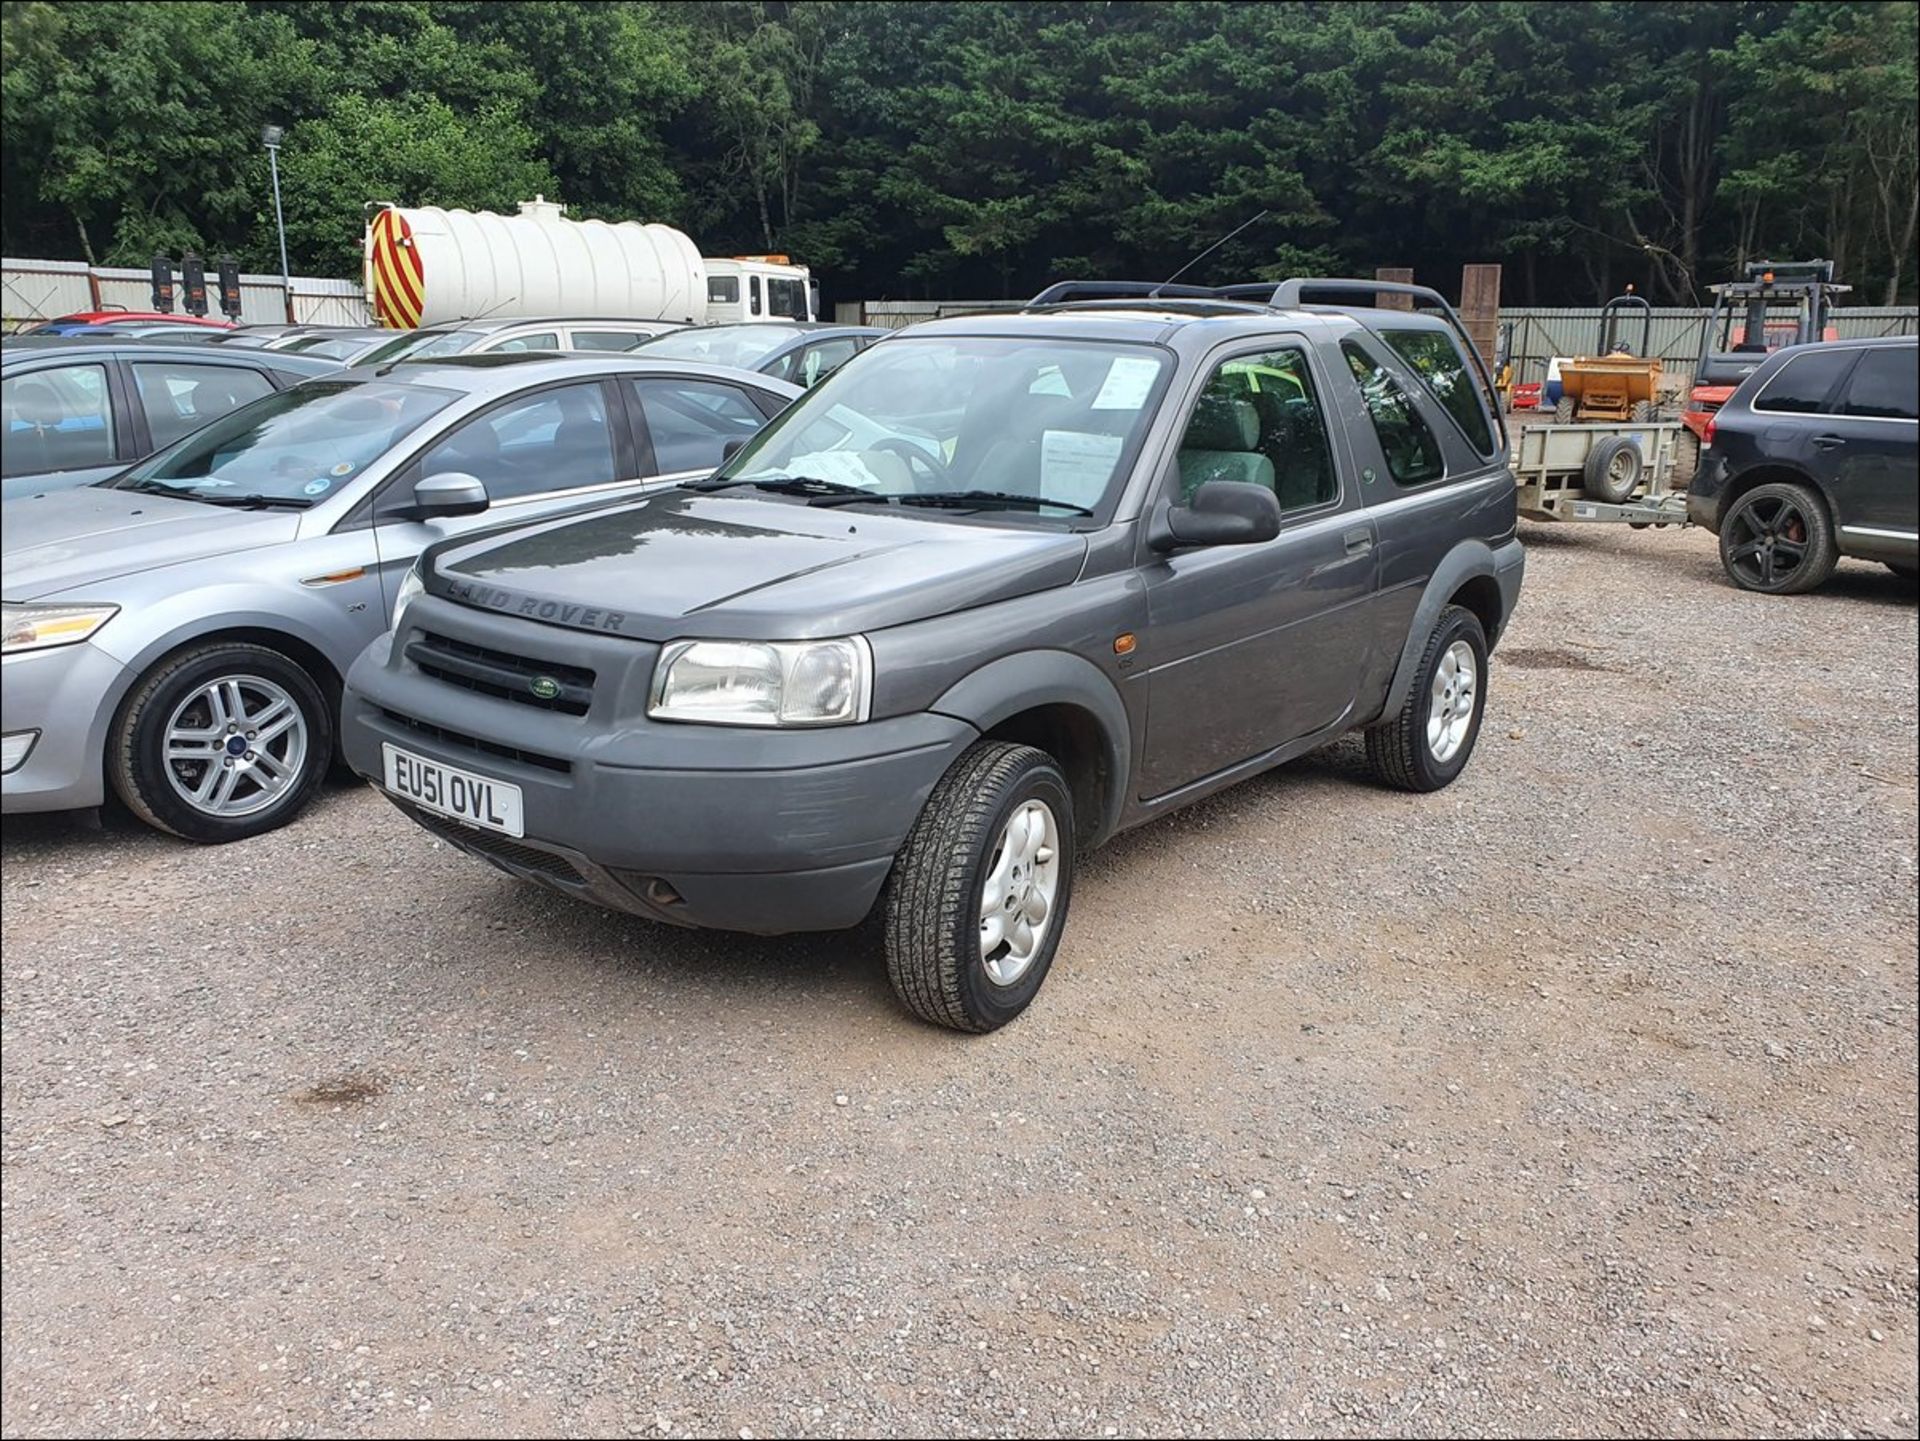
[0,338,339,374]
[427,315,695,333]
[364,351,807,395]
[38,310,235,327]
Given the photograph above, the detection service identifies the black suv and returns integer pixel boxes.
[342,278,1527,1032]
[1688,335,1918,593]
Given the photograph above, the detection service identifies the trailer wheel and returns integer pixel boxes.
[1670,427,1700,488]
[1553,397,1575,424]
[1582,436,1643,504]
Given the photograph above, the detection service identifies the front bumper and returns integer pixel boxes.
[341,598,978,934]
[0,641,132,812]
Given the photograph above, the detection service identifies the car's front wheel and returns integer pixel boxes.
[1718,481,1837,595]
[109,641,332,842]
[883,741,1075,1033]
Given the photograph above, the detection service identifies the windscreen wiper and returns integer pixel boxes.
[681,474,872,498]
[182,492,312,510]
[808,489,1095,517]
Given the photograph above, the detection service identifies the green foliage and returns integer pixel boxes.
[1,0,1913,304]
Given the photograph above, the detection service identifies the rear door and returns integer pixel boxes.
[1824,345,1919,542]
[124,357,276,453]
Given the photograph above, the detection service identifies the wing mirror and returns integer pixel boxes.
[411,472,489,520]
[1150,482,1282,552]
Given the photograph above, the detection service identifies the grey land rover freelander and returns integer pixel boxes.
[341,278,1526,1032]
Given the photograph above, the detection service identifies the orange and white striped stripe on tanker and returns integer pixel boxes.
[367,208,426,329]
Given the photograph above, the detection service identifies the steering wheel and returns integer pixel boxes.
[870,436,951,488]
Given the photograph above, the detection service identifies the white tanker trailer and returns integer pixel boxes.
[363,196,818,330]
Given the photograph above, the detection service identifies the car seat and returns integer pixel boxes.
[1177,392,1274,500]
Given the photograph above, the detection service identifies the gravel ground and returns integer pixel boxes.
[3,523,1916,1440]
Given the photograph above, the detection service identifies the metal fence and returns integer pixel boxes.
[850,298,1919,389]
[1,257,371,330]
[1501,306,1917,389]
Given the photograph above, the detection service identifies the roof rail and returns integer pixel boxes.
[1027,280,1226,306]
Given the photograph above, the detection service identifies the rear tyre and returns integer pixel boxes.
[1366,606,1489,794]
[883,741,1074,1033]
[109,642,332,842]
[1718,482,1838,595]
[1630,400,1656,422]
[1553,397,1575,424]
[1582,435,1643,504]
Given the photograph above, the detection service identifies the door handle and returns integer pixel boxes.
[1812,434,1847,449]
[1344,527,1374,555]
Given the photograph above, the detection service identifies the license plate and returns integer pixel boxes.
[382,743,524,837]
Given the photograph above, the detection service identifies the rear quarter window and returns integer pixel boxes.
[1380,328,1494,455]
[1838,349,1919,420]
[1752,350,1855,414]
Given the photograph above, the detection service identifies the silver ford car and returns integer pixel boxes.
[1,353,801,841]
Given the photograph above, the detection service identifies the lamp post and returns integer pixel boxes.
[262,124,292,320]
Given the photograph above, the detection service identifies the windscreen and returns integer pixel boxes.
[110,380,457,506]
[715,335,1170,517]
[632,326,795,369]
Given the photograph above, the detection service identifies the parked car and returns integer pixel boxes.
[2,339,341,500]
[339,277,1526,1032]
[350,317,690,369]
[1688,335,1918,592]
[1,355,801,840]
[20,311,236,335]
[204,324,350,349]
[267,328,414,365]
[628,321,886,388]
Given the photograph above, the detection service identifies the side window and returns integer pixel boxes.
[1342,341,1445,487]
[627,378,766,474]
[799,338,859,388]
[1380,328,1494,455]
[1752,350,1854,414]
[1838,350,1919,420]
[749,275,762,317]
[1175,348,1336,512]
[570,331,650,352]
[417,382,616,502]
[708,276,739,306]
[1,364,115,476]
[131,362,273,450]
[488,331,558,354]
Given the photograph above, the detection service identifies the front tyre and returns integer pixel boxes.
[1366,605,1489,793]
[883,741,1074,1033]
[109,642,332,842]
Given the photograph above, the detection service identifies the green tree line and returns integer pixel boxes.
[2,0,1915,306]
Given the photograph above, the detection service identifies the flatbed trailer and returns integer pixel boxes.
[1509,418,1690,527]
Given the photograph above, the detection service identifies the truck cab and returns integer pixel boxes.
[704,256,818,325]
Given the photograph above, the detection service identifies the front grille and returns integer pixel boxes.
[410,807,587,886]
[379,708,570,773]
[408,631,595,715]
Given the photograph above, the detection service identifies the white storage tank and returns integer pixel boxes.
[364,197,705,329]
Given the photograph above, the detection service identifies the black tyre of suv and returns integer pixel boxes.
[884,741,1075,1033]
[1366,605,1489,793]
[1718,481,1839,595]
[109,641,332,843]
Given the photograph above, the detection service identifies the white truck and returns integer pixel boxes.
[363,196,818,331]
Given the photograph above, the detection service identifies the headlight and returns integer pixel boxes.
[391,565,425,631]
[649,637,872,727]
[1,603,120,655]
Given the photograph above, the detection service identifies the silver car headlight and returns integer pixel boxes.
[390,565,425,632]
[648,637,872,727]
[1,603,120,655]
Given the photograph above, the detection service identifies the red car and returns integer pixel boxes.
[21,311,236,335]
